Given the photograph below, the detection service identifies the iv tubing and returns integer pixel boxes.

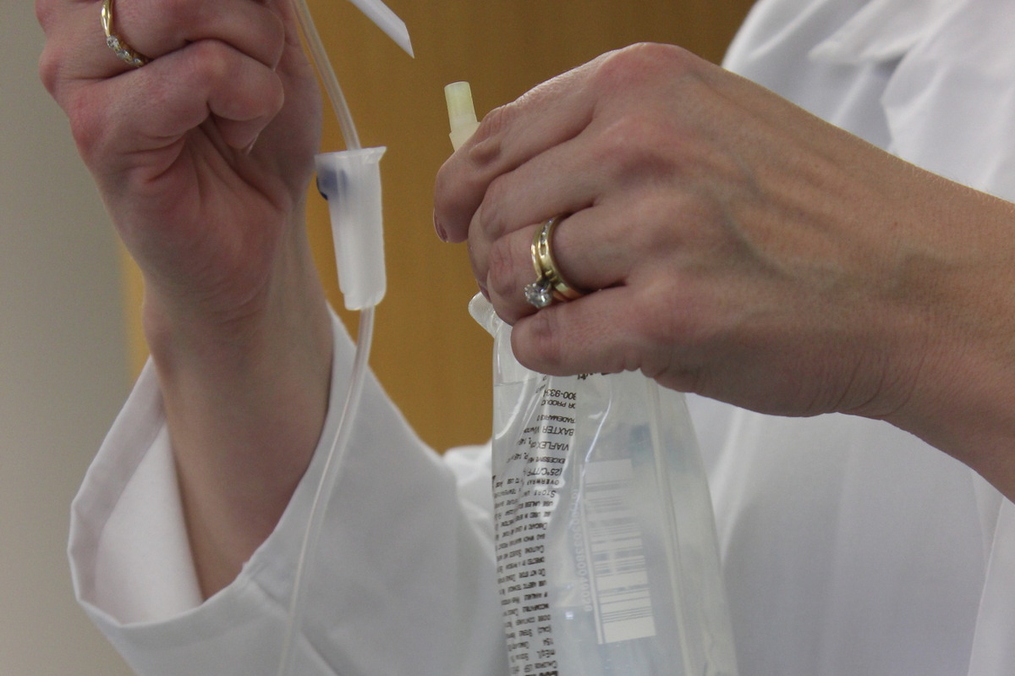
[276,307,374,676]
[276,0,373,673]
[292,0,361,151]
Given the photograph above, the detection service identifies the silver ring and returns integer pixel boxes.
[101,0,151,68]
[523,215,584,309]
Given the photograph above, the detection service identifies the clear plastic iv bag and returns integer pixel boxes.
[471,295,739,676]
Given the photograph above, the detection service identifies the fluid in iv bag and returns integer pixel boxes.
[471,296,738,676]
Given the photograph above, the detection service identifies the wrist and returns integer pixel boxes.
[873,181,1015,501]
[141,221,334,595]
[141,215,331,379]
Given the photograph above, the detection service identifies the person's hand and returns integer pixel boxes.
[37,0,333,595]
[434,43,1015,496]
[37,0,322,326]
[434,42,931,417]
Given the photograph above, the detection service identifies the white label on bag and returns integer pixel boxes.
[493,377,658,676]
[580,460,656,643]
[494,379,573,676]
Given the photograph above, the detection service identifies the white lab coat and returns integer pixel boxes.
[69,0,1015,674]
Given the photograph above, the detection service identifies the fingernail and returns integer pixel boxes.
[434,210,448,242]
[242,133,260,156]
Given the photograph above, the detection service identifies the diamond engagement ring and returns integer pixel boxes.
[523,215,585,309]
[101,0,151,68]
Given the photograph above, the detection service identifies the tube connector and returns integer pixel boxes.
[315,148,387,310]
[445,81,480,151]
[346,0,413,57]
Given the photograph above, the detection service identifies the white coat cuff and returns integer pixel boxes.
[68,309,504,675]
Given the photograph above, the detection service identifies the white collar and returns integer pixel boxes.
[809,0,956,64]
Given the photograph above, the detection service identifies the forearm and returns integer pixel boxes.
[143,221,333,597]
[875,177,1015,502]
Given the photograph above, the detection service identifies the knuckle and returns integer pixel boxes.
[485,235,522,301]
[157,0,193,30]
[37,45,61,96]
[65,90,106,165]
[478,175,515,239]
[618,199,676,255]
[593,42,696,92]
[179,40,233,86]
[648,300,687,351]
[520,310,567,368]
[35,0,56,31]
[651,288,704,351]
[263,12,286,66]
[642,192,725,258]
[596,114,673,170]
[185,37,223,68]
[432,174,455,223]
[589,109,693,186]
[479,101,518,141]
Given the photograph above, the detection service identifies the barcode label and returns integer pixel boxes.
[581,460,656,644]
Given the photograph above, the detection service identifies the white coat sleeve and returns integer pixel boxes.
[68,310,509,676]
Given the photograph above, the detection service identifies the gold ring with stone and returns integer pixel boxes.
[101,0,151,68]
[523,215,584,309]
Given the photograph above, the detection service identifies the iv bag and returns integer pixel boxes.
[471,295,739,676]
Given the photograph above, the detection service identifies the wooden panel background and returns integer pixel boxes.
[121,0,757,452]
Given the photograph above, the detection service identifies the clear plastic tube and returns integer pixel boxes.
[275,0,394,673]
[292,0,361,151]
[276,306,374,676]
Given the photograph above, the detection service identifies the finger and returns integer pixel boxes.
[41,0,284,90]
[479,222,540,321]
[483,178,705,323]
[73,40,285,177]
[467,124,600,247]
[463,112,631,309]
[434,53,613,243]
[113,0,286,67]
[509,285,692,384]
[481,205,637,322]
[152,41,285,151]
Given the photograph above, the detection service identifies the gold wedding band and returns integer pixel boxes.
[523,215,584,309]
[101,0,151,68]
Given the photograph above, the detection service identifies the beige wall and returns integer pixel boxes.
[5,0,752,673]
[1,2,135,673]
